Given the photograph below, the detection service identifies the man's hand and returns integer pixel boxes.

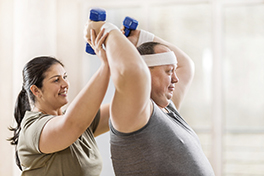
[84,21,105,44]
[121,27,140,47]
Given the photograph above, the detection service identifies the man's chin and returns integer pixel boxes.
[157,100,170,108]
[166,95,172,101]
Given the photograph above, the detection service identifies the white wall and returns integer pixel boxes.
[1,0,264,176]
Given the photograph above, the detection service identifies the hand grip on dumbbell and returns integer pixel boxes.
[85,8,106,55]
[123,16,138,37]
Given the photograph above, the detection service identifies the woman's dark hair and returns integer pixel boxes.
[8,56,63,170]
[137,41,168,55]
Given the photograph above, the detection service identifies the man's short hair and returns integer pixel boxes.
[137,42,168,55]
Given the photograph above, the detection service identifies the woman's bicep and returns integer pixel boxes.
[93,104,110,137]
[39,115,83,154]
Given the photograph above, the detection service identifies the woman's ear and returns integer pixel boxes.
[30,85,42,98]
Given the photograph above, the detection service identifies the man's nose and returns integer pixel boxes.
[172,72,179,83]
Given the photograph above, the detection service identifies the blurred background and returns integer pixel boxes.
[1,0,264,175]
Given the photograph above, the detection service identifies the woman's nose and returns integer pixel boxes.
[61,78,69,89]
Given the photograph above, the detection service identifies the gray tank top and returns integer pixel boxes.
[110,101,215,176]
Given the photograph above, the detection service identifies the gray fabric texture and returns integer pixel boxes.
[110,101,215,176]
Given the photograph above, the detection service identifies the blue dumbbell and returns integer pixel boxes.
[123,16,138,37]
[85,8,106,55]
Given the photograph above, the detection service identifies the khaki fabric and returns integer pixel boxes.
[17,111,102,176]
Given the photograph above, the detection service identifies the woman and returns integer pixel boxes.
[8,29,110,176]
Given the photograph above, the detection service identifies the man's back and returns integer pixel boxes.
[110,101,215,176]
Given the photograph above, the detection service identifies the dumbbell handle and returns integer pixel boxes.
[86,14,138,55]
[123,16,138,37]
[85,8,106,55]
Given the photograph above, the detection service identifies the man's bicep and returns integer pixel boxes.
[110,79,151,133]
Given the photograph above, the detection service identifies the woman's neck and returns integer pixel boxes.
[33,105,62,116]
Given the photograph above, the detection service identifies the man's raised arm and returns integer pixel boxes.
[85,21,152,133]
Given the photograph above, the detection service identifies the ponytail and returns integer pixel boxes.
[7,56,64,171]
[8,87,31,170]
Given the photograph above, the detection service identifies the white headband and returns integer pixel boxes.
[141,51,177,67]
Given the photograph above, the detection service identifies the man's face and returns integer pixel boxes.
[150,45,179,108]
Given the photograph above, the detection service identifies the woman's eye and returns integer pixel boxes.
[63,75,68,79]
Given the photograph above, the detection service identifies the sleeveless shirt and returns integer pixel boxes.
[110,101,215,176]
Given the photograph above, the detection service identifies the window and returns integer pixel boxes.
[224,4,264,175]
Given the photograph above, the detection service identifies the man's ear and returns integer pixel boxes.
[30,85,42,98]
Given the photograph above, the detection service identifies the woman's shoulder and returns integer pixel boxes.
[21,111,54,130]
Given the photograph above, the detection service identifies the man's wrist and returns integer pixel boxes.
[136,30,155,47]
[100,22,120,35]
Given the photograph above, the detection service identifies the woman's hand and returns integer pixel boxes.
[88,28,109,64]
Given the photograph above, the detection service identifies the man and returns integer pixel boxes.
[85,19,215,176]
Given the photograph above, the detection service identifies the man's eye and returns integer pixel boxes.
[167,69,173,74]
[54,78,59,82]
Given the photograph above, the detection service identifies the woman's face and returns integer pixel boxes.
[39,63,69,110]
